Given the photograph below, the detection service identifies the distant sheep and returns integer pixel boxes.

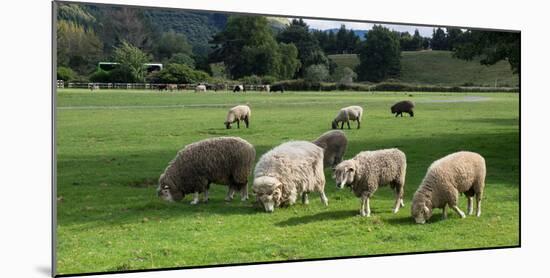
[333,148,406,217]
[157,137,256,205]
[167,84,177,91]
[332,105,363,129]
[391,100,415,117]
[253,141,327,212]
[411,151,486,224]
[195,84,207,92]
[89,83,100,91]
[225,105,251,129]
[313,130,348,169]
[259,85,271,92]
[233,85,245,93]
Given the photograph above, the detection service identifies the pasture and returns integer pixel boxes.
[55,89,519,275]
[329,51,519,87]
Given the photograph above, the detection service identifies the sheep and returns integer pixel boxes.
[332,105,363,129]
[411,151,486,224]
[259,85,271,92]
[333,148,406,217]
[89,83,100,91]
[224,105,251,129]
[195,84,207,92]
[312,130,348,169]
[233,85,245,93]
[252,141,328,212]
[167,84,177,91]
[391,100,415,117]
[157,137,256,205]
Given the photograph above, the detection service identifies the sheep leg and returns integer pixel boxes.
[357,120,361,129]
[190,192,200,205]
[451,205,466,218]
[340,122,344,129]
[244,116,249,128]
[302,192,309,205]
[475,193,482,217]
[236,120,240,129]
[392,184,404,213]
[442,205,448,219]
[202,189,209,203]
[225,188,235,201]
[240,185,249,201]
[347,121,351,129]
[320,191,328,206]
[467,197,474,215]
[360,196,371,217]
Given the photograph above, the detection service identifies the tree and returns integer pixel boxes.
[57,66,76,81]
[446,28,463,50]
[153,31,193,62]
[209,15,283,79]
[155,63,210,83]
[332,67,357,85]
[304,64,329,88]
[277,19,329,76]
[278,43,301,80]
[56,20,102,75]
[112,41,150,82]
[356,25,401,82]
[168,53,195,68]
[411,29,424,50]
[453,30,520,74]
[431,27,449,50]
[99,7,154,54]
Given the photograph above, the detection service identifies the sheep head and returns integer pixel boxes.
[333,161,357,189]
[411,199,433,224]
[224,121,231,129]
[331,121,338,129]
[157,174,184,202]
[252,176,282,213]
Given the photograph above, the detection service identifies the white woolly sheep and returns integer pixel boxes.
[411,151,486,224]
[157,137,256,205]
[333,148,406,217]
[252,141,328,212]
[332,105,363,129]
[313,130,348,169]
[224,105,251,129]
[195,84,207,92]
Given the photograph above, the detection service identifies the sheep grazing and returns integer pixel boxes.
[332,105,363,129]
[259,85,271,92]
[333,148,406,217]
[391,100,415,117]
[313,130,348,169]
[233,85,245,93]
[89,83,100,91]
[411,151,486,224]
[224,105,251,129]
[157,137,256,205]
[195,84,207,92]
[253,141,328,212]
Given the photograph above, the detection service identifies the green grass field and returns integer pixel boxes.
[329,51,519,87]
[55,89,519,275]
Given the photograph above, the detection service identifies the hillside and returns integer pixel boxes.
[329,51,519,87]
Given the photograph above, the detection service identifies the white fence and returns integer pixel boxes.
[56,81,271,92]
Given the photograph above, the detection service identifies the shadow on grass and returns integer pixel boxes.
[275,209,357,227]
[385,212,452,226]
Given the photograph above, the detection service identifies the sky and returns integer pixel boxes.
[300,18,435,37]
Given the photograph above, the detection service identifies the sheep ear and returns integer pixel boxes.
[423,205,430,215]
[347,167,354,172]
